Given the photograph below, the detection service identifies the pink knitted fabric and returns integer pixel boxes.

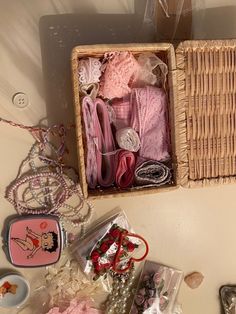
[131,86,170,161]
[99,52,140,99]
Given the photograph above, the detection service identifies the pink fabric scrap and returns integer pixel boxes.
[46,299,101,314]
[131,86,170,161]
[99,51,140,99]
[111,96,131,130]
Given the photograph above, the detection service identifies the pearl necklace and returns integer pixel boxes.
[105,266,135,314]
[4,122,93,233]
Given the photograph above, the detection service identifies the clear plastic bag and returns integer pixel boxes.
[142,0,206,42]
[17,248,107,314]
[71,209,148,283]
[130,260,183,314]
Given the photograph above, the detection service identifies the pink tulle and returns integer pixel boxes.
[132,52,168,88]
[46,299,101,314]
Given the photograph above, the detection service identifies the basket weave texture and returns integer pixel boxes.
[176,40,236,187]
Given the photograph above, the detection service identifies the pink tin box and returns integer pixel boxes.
[4,216,66,267]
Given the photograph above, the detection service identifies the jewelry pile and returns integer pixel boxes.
[0,117,184,313]
[2,118,93,233]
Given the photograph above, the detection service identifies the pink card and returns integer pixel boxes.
[7,216,63,267]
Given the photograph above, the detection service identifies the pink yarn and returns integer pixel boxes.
[46,299,101,314]
[99,51,140,99]
[115,150,136,188]
[131,86,170,161]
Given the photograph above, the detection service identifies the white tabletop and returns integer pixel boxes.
[0,1,236,313]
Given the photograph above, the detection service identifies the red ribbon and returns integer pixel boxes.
[112,231,149,274]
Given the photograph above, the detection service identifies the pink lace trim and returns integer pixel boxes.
[99,51,140,99]
[131,86,170,161]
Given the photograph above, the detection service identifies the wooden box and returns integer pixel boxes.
[72,40,236,199]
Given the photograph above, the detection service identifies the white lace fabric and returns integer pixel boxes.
[78,57,102,85]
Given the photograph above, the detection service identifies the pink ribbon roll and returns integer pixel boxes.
[115,150,136,188]
[82,96,116,188]
[116,127,140,152]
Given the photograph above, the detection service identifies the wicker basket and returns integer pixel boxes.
[71,40,236,199]
[71,43,178,199]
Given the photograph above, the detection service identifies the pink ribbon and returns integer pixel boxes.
[82,97,116,188]
[115,150,136,188]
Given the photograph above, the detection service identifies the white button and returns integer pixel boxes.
[12,92,29,108]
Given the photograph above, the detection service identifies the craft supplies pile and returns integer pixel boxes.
[0,118,184,314]
[78,51,172,190]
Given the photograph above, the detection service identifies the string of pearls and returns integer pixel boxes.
[105,266,135,314]
[5,124,93,234]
